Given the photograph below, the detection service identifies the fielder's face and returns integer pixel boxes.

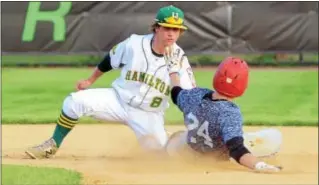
[156,26,181,46]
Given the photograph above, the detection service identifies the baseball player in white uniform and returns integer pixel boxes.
[25,5,196,159]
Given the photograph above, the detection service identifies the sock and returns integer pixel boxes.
[52,111,78,148]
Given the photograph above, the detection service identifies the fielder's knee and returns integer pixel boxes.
[165,131,188,157]
[61,95,83,120]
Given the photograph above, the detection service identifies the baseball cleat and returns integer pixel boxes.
[25,138,58,159]
[243,128,282,158]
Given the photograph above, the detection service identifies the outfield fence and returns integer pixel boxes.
[1,2,318,67]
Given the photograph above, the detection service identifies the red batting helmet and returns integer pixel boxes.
[213,57,249,98]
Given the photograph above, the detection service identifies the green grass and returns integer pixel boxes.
[2,164,82,185]
[2,52,318,67]
[2,68,318,126]
[2,55,101,64]
[166,69,318,126]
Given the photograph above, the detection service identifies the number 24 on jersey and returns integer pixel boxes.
[186,112,213,148]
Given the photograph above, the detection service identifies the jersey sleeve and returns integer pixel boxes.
[178,55,196,89]
[109,36,131,69]
[176,88,212,113]
[219,109,244,143]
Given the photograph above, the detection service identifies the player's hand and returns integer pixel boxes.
[76,79,92,91]
[164,46,183,74]
[254,162,282,173]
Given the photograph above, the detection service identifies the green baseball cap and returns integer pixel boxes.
[155,5,187,30]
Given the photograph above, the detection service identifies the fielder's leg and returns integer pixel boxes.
[25,96,77,159]
[125,107,168,154]
[165,130,188,156]
[165,130,204,161]
[25,88,127,159]
[243,128,282,158]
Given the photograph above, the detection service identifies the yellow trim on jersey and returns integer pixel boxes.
[111,44,118,55]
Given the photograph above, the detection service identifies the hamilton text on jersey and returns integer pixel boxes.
[125,70,170,96]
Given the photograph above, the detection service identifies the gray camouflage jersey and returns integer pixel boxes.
[176,88,243,154]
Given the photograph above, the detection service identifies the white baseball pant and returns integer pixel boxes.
[61,88,168,151]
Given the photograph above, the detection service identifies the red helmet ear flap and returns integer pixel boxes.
[213,57,249,98]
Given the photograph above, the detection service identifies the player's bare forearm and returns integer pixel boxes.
[169,72,181,87]
[76,67,105,91]
[239,154,282,173]
[238,151,282,173]
[87,67,104,83]
[226,136,281,173]
[239,153,259,169]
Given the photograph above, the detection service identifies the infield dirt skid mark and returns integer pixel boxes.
[2,124,318,184]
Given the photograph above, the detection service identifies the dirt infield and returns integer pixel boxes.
[2,124,318,185]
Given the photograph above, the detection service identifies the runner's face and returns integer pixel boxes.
[156,26,181,47]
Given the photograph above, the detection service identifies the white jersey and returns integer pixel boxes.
[109,34,196,112]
